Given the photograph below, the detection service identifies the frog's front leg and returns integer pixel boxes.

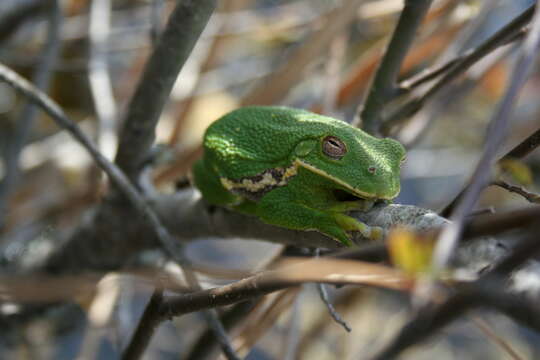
[333,213,383,241]
[255,188,362,246]
[327,200,382,240]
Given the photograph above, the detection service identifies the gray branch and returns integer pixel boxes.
[357,0,433,135]
[114,0,216,181]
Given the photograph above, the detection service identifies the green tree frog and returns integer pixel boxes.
[192,106,405,246]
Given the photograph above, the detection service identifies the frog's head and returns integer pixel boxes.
[294,123,406,201]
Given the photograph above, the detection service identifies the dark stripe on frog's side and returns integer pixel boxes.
[220,164,298,201]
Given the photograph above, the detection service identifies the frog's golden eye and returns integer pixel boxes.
[322,136,346,159]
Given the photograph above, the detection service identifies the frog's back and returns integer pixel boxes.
[203,106,343,179]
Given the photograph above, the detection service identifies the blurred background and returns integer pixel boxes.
[1,0,540,359]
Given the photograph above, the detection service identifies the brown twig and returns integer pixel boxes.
[122,257,411,357]
[491,180,540,204]
[470,316,524,360]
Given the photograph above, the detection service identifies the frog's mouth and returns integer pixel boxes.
[333,189,371,202]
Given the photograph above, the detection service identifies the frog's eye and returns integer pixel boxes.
[322,136,347,159]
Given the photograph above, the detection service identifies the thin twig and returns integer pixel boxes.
[382,4,534,132]
[0,0,62,229]
[443,124,540,216]
[316,283,352,332]
[470,316,524,360]
[356,0,434,135]
[491,180,540,203]
[114,0,216,182]
[399,27,527,94]
[398,57,460,92]
[315,249,351,332]
[432,3,540,273]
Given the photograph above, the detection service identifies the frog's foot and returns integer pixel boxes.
[333,213,383,241]
[329,199,375,212]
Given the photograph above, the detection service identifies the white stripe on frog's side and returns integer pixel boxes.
[220,163,298,200]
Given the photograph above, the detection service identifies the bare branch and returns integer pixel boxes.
[0,0,62,228]
[443,124,540,216]
[383,5,534,132]
[501,126,540,160]
[432,3,540,272]
[371,284,540,360]
[114,0,216,181]
[0,61,238,360]
[356,0,433,135]
[373,228,540,360]
[491,180,540,204]
[121,288,164,360]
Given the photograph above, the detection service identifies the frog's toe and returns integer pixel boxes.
[369,226,384,241]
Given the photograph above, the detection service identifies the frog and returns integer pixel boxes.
[191,106,406,246]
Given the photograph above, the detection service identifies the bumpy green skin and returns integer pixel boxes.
[192,106,405,246]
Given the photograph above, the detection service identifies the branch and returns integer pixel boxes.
[357,0,434,135]
[114,0,216,181]
[442,125,540,216]
[121,288,164,360]
[0,62,238,360]
[372,227,540,360]
[371,284,540,360]
[382,4,534,132]
[432,3,540,272]
[0,62,184,267]
[0,0,62,229]
[501,125,540,160]
[491,180,540,204]
[124,257,412,353]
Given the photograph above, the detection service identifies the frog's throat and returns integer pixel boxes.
[296,160,394,200]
